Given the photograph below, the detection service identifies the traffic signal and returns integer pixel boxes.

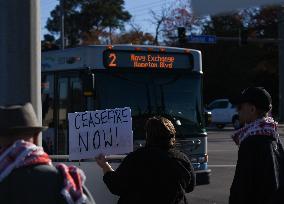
[177,27,186,44]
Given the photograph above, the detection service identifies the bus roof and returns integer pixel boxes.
[42,45,202,73]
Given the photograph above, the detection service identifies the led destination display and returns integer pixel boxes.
[103,50,193,70]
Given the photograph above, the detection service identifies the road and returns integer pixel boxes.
[187,125,284,204]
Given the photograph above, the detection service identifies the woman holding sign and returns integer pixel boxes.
[96,116,195,204]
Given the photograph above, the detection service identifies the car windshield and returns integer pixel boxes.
[94,71,205,139]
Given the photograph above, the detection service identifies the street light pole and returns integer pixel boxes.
[60,0,65,50]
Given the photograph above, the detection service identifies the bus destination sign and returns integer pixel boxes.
[103,50,193,70]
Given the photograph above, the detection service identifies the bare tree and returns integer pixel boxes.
[148,0,199,45]
[128,19,143,35]
[112,19,155,45]
[150,8,169,45]
[162,0,195,39]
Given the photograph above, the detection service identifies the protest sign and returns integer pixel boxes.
[68,107,133,160]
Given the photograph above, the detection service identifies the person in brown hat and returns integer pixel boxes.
[0,103,95,204]
[95,116,195,204]
[229,87,281,204]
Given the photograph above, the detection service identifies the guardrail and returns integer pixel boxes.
[49,154,126,162]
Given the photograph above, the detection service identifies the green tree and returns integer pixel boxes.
[45,0,131,47]
[202,6,281,38]
[202,13,244,37]
[189,6,279,114]
[46,0,82,46]
[41,34,59,51]
[248,6,280,38]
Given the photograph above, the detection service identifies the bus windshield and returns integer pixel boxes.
[95,71,205,139]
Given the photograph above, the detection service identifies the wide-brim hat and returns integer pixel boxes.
[0,103,47,137]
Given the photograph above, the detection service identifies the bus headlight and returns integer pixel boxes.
[191,154,208,163]
[191,158,197,163]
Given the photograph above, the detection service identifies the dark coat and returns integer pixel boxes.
[0,164,95,204]
[229,135,279,204]
[103,147,195,204]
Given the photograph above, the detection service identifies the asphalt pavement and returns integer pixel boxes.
[187,124,284,204]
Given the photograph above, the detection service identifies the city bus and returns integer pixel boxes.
[41,45,211,202]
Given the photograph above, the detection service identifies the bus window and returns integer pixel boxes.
[70,78,84,112]
[41,74,55,155]
[95,72,150,140]
[158,74,203,133]
[57,74,85,155]
[58,77,68,155]
[95,72,203,140]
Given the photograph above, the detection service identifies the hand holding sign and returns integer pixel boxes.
[95,154,114,174]
[68,107,133,160]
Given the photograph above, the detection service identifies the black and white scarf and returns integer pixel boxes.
[232,117,278,146]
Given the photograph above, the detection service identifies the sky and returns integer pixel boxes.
[40,0,171,39]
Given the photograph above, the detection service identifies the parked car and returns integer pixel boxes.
[205,99,240,129]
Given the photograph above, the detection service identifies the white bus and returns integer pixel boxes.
[41,45,211,202]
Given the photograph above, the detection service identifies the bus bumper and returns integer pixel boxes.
[193,162,211,185]
[195,169,211,185]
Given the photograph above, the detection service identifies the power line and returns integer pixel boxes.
[129,5,166,15]
[128,1,173,17]
[130,3,167,13]
[127,0,166,12]
[132,8,165,17]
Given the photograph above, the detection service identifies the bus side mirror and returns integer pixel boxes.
[204,111,212,127]
[82,73,95,97]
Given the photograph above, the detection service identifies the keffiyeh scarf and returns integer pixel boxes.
[0,140,87,204]
[232,117,278,146]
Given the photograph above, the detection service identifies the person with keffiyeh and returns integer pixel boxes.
[229,87,282,204]
[0,103,95,204]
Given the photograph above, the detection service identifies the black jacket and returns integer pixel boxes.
[0,164,95,204]
[103,147,195,204]
[229,135,279,204]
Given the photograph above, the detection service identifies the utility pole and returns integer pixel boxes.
[0,0,41,144]
[109,27,112,44]
[60,0,65,49]
[279,5,284,122]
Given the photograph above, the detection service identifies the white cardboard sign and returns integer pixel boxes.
[68,107,133,160]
